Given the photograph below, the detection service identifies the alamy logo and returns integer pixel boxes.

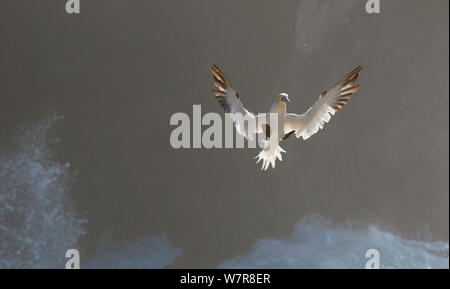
[66,0,80,14]
[365,0,380,14]
[365,249,380,269]
[65,249,80,269]
[169,105,279,149]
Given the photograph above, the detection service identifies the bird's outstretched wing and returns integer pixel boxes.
[210,64,265,140]
[284,65,362,140]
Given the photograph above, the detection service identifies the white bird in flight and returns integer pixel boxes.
[210,64,363,170]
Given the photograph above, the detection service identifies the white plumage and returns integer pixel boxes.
[210,64,363,170]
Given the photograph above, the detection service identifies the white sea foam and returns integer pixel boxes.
[0,116,86,268]
[219,215,449,269]
[1,116,447,269]
[0,116,181,269]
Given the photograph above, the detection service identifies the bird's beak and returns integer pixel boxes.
[286,96,291,103]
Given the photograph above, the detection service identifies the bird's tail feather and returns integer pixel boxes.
[255,143,285,171]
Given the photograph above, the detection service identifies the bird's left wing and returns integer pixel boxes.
[284,65,362,140]
[210,64,265,140]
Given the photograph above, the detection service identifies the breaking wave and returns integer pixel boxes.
[1,116,447,269]
[0,115,180,269]
[219,215,449,269]
[0,115,86,268]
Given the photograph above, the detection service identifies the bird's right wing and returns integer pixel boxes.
[210,64,266,140]
[284,65,362,140]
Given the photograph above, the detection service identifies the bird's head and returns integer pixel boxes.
[279,93,290,104]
